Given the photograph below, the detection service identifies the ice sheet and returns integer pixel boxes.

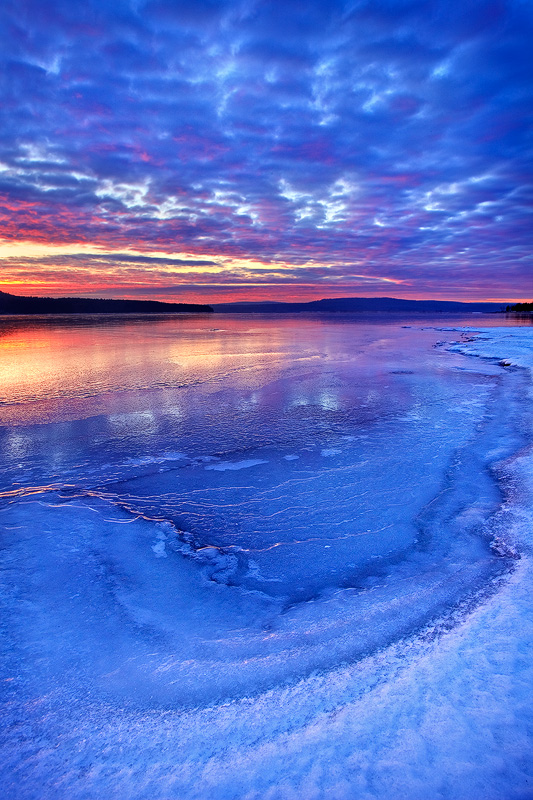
[1,316,532,799]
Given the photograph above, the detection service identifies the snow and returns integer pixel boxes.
[0,316,532,799]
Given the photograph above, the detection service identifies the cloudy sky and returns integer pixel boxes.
[1,0,531,302]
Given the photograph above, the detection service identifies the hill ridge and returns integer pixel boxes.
[0,290,213,315]
[213,296,507,313]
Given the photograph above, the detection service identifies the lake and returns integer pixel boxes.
[1,312,532,799]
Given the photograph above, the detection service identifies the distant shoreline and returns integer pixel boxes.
[1,290,528,317]
[0,290,213,315]
[212,297,509,314]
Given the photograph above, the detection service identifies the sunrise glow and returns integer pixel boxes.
[1,0,531,304]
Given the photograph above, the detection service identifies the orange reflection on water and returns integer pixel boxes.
[2,311,525,429]
[0,314,310,426]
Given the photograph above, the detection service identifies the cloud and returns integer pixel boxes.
[0,0,531,300]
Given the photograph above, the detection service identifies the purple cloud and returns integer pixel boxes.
[0,0,531,300]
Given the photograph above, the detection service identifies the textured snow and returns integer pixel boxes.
[0,316,532,799]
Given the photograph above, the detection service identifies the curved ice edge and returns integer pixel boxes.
[89,484,511,623]
[0,562,516,747]
[184,554,531,760]
[445,325,533,371]
[445,329,533,556]
[235,565,517,717]
[63,358,528,612]
[0,479,524,713]
[3,547,532,799]
[59,488,522,663]
[25,544,525,718]
[53,346,528,615]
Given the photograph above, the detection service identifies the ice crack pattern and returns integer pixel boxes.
[1,315,532,799]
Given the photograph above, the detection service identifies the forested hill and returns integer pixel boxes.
[0,291,213,314]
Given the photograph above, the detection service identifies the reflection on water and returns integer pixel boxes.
[0,311,525,603]
[0,312,529,414]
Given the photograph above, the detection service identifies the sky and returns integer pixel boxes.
[0,0,531,303]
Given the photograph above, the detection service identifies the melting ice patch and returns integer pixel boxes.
[204,458,269,471]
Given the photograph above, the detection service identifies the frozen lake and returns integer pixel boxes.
[1,313,532,799]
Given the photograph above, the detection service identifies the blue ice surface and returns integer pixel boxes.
[0,314,532,799]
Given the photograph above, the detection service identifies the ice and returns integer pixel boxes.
[1,315,532,798]
[450,326,533,371]
[204,458,269,471]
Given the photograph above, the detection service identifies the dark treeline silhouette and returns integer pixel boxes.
[0,290,213,315]
[506,302,533,312]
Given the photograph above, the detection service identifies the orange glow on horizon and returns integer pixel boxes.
[0,239,527,305]
[0,280,525,305]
